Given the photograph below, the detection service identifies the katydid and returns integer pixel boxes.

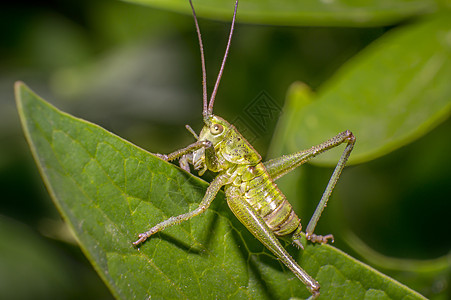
[133,0,355,298]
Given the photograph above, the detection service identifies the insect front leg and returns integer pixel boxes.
[152,139,212,174]
[305,134,355,243]
[227,192,320,298]
[154,140,211,162]
[133,173,229,246]
[264,130,355,245]
[178,153,193,173]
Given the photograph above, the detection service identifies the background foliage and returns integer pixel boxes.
[2,0,450,299]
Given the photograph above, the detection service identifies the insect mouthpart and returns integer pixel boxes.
[192,147,205,171]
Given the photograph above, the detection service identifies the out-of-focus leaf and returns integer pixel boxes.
[270,14,451,165]
[124,0,439,26]
[0,216,71,299]
[16,82,426,299]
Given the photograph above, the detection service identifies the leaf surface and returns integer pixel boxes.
[270,14,451,165]
[125,0,438,26]
[16,82,426,299]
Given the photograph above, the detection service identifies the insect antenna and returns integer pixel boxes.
[189,0,239,122]
[208,0,239,117]
[188,0,208,122]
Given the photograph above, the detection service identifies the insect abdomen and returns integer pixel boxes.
[226,163,301,236]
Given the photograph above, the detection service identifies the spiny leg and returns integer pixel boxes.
[263,131,355,244]
[227,193,320,298]
[264,130,355,181]
[305,134,355,243]
[154,140,211,162]
[133,173,229,245]
[152,139,215,174]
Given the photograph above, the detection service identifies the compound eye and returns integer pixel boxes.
[210,123,224,135]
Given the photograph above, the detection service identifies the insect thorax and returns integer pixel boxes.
[193,114,261,173]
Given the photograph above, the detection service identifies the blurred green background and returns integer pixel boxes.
[1,0,450,299]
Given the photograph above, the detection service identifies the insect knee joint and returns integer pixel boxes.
[344,130,356,143]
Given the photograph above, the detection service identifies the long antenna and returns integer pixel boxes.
[208,0,239,116]
[188,0,208,120]
[189,0,239,121]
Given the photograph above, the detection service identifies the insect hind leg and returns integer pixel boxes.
[305,133,355,240]
[226,191,321,298]
[280,131,355,248]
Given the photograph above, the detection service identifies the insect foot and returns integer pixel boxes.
[133,227,160,246]
[306,233,335,244]
[132,234,149,246]
[306,288,320,300]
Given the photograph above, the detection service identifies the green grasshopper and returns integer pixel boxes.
[133,0,355,298]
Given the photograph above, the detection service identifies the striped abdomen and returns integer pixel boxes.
[225,162,301,236]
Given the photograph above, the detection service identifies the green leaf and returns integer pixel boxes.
[124,0,439,26]
[269,14,451,165]
[16,81,425,299]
